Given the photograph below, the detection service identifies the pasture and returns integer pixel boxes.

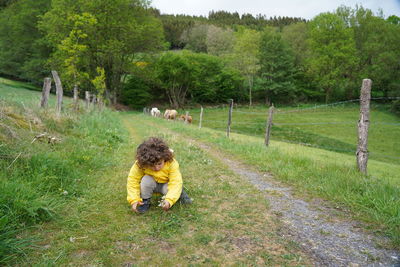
[178,103,400,165]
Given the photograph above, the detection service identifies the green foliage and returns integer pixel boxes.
[155,51,245,107]
[307,12,358,102]
[0,0,51,83]
[206,25,235,56]
[39,0,165,100]
[227,27,261,105]
[50,12,96,90]
[160,15,197,49]
[121,75,152,109]
[257,28,298,103]
[343,6,400,98]
[181,23,209,53]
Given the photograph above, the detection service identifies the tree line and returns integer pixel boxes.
[0,1,399,110]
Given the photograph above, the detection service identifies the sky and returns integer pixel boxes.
[150,0,400,20]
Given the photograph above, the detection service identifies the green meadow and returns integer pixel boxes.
[1,79,399,265]
[180,103,400,165]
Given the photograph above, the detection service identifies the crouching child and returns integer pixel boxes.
[127,137,192,213]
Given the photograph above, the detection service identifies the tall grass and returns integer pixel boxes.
[0,83,127,263]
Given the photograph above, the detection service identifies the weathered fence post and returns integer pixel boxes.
[51,70,63,116]
[265,104,274,146]
[226,99,233,138]
[73,85,79,111]
[143,107,146,114]
[356,79,372,174]
[184,111,189,124]
[85,91,90,110]
[91,94,97,107]
[199,106,203,129]
[40,77,51,108]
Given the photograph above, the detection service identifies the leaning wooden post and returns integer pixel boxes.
[73,85,79,111]
[356,79,372,174]
[199,106,204,129]
[265,104,274,146]
[184,111,189,124]
[226,99,234,138]
[51,70,63,116]
[40,77,51,108]
[85,91,90,110]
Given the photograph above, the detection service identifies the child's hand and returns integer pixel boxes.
[131,201,143,213]
[162,201,170,211]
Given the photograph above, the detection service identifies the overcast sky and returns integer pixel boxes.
[150,0,400,19]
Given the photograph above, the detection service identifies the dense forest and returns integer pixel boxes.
[0,0,399,110]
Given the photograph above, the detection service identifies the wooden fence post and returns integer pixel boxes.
[85,91,90,110]
[356,79,372,174]
[265,104,274,146]
[199,106,203,129]
[40,77,51,108]
[51,70,63,116]
[91,94,96,104]
[226,99,233,138]
[73,85,79,111]
[184,111,189,124]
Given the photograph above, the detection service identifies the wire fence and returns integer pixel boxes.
[192,97,400,164]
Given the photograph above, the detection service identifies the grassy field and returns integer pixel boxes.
[178,103,400,165]
[1,78,399,265]
[1,80,314,265]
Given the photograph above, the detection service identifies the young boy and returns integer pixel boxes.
[127,137,191,213]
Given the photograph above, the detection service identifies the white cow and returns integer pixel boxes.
[151,107,161,117]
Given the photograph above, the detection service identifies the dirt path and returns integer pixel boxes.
[151,119,400,266]
[196,142,399,266]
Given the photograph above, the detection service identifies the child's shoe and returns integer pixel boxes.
[179,189,192,204]
[137,198,151,213]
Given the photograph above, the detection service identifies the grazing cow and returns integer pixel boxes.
[164,109,178,120]
[180,114,192,124]
[151,107,161,117]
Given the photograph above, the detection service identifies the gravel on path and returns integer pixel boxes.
[195,142,400,267]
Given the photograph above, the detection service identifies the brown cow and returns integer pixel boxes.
[180,114,192,124]
[164,109,178,120]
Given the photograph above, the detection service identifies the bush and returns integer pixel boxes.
[121,75,152,109]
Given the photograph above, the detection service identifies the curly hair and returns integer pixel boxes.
[136,137,173,168]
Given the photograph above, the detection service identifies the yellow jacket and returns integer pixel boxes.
[127,158,183,206]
